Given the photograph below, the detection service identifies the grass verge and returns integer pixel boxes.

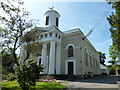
[1,80,66,90]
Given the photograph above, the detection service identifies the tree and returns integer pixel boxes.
[107,1,120,58]
[109,44,119,75]
[0,1,44,89]
[99,52,106,65]
[107,1,120,75]
[107,65,116,75]
[1,49,15,74]
[109,45,117,64]
[0,0,34,66]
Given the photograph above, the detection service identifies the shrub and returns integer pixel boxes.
[15,60,44,90]
[2,73,17,81]
[2,74,6,80]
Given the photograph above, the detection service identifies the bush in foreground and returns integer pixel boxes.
[2,73,17,81]
[15,60,44,90]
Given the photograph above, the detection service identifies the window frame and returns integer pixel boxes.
[56,17,59,27]
[49,33,52,37]
[45,16,49,25]
[85,48,88,65]
[68,45,74,57]
[45,34,47,38]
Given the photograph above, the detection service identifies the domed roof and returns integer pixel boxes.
[44,8,60,17]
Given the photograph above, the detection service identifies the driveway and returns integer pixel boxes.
[58,75,119,90]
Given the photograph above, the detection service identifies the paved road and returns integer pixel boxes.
[59,75,120,90]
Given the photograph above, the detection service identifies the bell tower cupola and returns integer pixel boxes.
[44,7,60,28]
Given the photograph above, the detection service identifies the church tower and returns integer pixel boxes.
[44,7,60,27]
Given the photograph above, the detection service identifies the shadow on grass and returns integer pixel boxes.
[2,87,21,90]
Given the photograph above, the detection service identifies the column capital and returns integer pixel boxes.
[42,42,47,45]
[42,42,47,49]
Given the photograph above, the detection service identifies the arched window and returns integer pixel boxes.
[85,48,88,65]
[90,55,92,67]
[93,55,95,69]
[68,46,73,57]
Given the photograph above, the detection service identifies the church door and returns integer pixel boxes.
[68,62,73,75]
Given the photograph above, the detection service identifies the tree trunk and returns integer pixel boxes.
[13,52,19,66]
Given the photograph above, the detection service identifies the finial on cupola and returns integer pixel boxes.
[49,6,54,10]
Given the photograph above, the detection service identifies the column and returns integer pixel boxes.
[20,43,25,63]
[41,43,47,74]
[56,43,61,74]
[49,41,55,74]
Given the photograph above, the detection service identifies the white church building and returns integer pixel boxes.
[20,8,101,78]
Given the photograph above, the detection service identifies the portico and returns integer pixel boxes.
[40,39,61,75]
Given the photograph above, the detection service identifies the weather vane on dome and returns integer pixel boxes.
[49,6,54,10]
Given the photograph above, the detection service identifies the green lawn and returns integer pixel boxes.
[1,80,66,90]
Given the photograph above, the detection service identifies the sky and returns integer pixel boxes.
[20,1,113,65]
